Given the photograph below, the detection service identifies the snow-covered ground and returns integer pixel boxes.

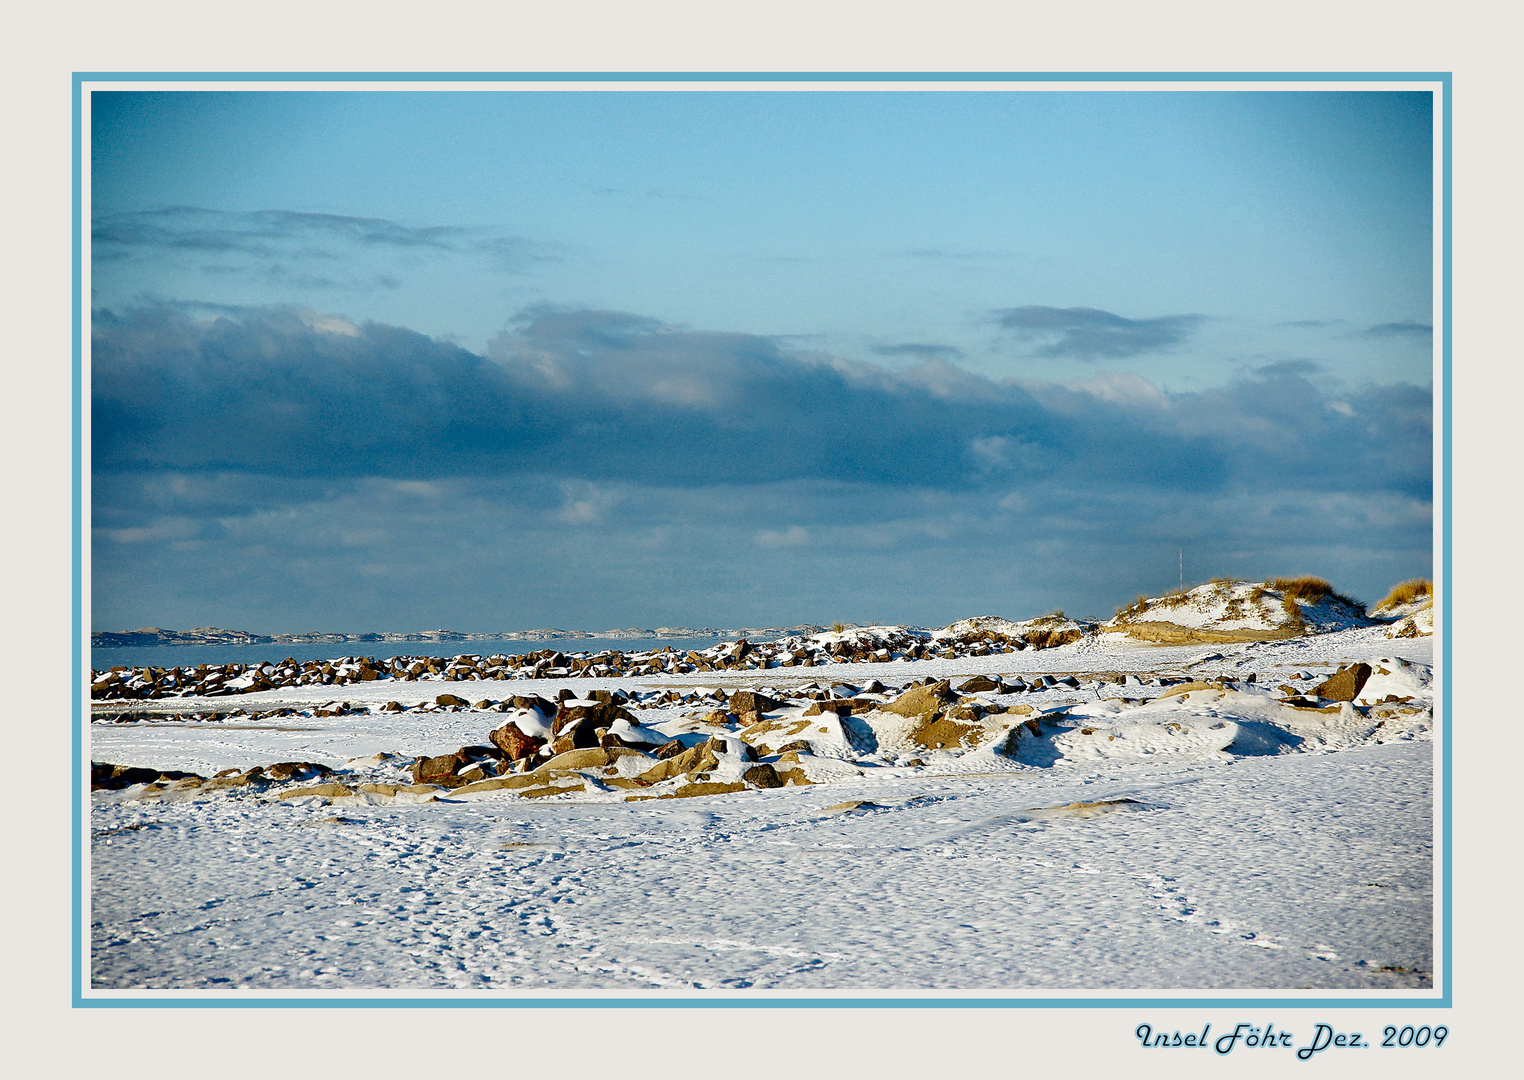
[87,624,1435,993]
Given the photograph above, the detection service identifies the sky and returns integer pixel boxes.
[89,87,1435,633]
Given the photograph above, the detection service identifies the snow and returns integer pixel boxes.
[87,624,1435,993]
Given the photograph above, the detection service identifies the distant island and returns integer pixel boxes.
[90,624,824,649]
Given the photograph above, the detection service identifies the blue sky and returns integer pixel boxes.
[90,88,1435,632]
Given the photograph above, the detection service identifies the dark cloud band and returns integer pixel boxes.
[993,305,1204,360]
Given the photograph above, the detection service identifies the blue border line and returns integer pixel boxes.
[72,70,1451,83]
[1440,72,1453,1003]
[73,70,1452,1010]
[76,994,1447,1009]
[72,72,84,1008]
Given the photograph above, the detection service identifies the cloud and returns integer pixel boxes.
[754,525,810,548]
[870,342,966,361]
[1254,359,1322,378]
[91,304,1433,631]
[993,305,1204,360]
[93,304,1429,500]
[92,207,557,275]
[92,207,462,257]
[1364,320,1433,339]
[894,248,1014,261]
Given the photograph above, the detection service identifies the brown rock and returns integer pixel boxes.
[728,690,781,715]
[263,761,335,783]
[1313,663,1373,702]
[279,783,355,800]
[957,675,1001,694]
[667,781,748,800]
[413,753,467,787]
[509,694,557,713]
[538,747,616,773]
[435,693,469,707]
[637,743,720,785]
[489,722,545,762]
[743,763,784,789]
[881,680,955,718]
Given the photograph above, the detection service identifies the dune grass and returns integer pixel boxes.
[1113,595,1150,621]
[1374,578,1433,612]
[1271,576,1365,615]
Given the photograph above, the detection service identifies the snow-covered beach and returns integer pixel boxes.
[88,583,1436,993]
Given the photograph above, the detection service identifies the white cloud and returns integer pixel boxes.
[754,525,810,548]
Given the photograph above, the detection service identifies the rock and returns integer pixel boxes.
[358,782,441,798]
[263,761,334,783]
[1313,663,1373,702]
[489,723,545,762]
[728,690,781,715]
[655,740,689,760]
[880,680,955,718]
[956,675,1001,693]
[775,740,812,754]
[637,743,720,785]
[380,701,405,712]
[435,694,469,707]
[279,783,355,800]
[538,747,617,773]
[666,781,747,800]
[90,762,176,790]
[743,763,784,788]
[509,694,556,714]
[413,753,467,787]
[555,700,635,734]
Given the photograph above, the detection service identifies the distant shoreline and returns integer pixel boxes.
[90,625,823,649]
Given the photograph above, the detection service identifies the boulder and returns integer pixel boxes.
[743,763,784,789]
[413,753,467,787]
[262,761,334,783]
[1313,663,1373,702]
[728,690,781,715]
[880,680,955,718]
[509,694,556,714]
[435,694,469,707]
[554,700,636,734]
[279,783,355,801]
[637,743,720,785]
[956,675,1001,694]
[90,762,173,790]
[489,723,545,762]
